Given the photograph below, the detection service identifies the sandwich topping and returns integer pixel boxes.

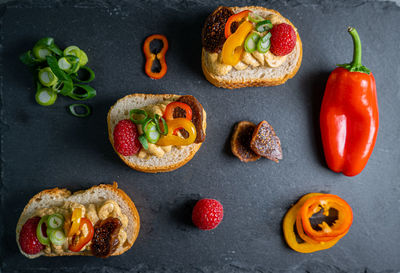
[113,96,205,160]
[19,200,129,256]
[203,8,297,76]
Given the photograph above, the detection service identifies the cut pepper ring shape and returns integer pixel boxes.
[156,118,196,146]
[299,194,353,241]
[283,193,352,253]
[224,10,251,38]
[222,21,253,66]
[143,34,168,80]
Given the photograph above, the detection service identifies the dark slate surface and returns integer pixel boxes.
[1,0,400,272]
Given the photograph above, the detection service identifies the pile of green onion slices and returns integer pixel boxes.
[130,109,168,149]
[36,214,67,246]
[20,37,96,117]
[244,14,273,54]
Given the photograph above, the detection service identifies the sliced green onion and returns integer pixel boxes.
[52,78,74,96]
[33,46,52,61]
[67,84,96,100]
[257,32,272,53]
[64,46,81,58]
[65,55,80,74]
[78,50,88,66]
[71,66,95,83]
[68,103,91,117]
[33,37,62,56]
[244,32,261,53]
[35,87,57,106]
[130,109,149,124]
[20,50,42,66]
[46,55,68,81]
[46,214,64,229]
[139,134,149,150]
[38,67,58,87]
[144,120,160,144]
[154,114,168,135]
[47,228,66,246]
[36,216,50,245]
[256,20,273,32]
[248,13,264,23]
[58,57,72,71]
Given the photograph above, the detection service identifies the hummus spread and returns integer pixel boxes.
[35,199,128,255]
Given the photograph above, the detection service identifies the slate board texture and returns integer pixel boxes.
[1,0,400,272]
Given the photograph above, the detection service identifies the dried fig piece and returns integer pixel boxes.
[231,121,261,162]
[250,120,282,163]
[91,217,122,258]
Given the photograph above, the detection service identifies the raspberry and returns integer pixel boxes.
[270,23,296,56]
[19,217,44,255]
[113,119,141,156]
[192,199,223,230]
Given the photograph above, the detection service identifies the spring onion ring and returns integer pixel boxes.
[139,134,149,150]
[154,114,168,135]
[67,84,96,100]
[47,228,66,246]
[130,109,149,124]
[68,104,91,117]
[144,120,160,144]
[38,67,58,87]
[256,20,273,32]
[36,217,50,245]
[58,57,72,71]
[71,65,95,83]
[46,214,64,229]
[35,87,57,106]
[257,32,271,53]
[34,37,63,56]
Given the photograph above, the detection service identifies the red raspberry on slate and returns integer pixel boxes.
[192,199,224,230]
[19,217,44,255]
[270,23,297,56]
[113,119,141,156]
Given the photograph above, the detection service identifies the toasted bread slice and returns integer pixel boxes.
[16,182,140,259]
[202,6,303,89]
[107,93,207,173]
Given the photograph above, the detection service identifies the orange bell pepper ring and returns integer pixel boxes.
[156,118,196,146]
[163,102,192,121]
[222,21,253,66]
[299,194,353,242]
[224,10,251,38]
[283,193,352,253]
[143,34,168,80]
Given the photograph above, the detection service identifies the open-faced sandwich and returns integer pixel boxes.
[107,94,206,173]
[16,183,140,258]
[201,6,302,89]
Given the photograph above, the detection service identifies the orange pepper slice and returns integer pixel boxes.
[283,193,341,253]
[156,118,196,146]
[143,34,168,79]
[221,21,253,66]
[67,208,82,237]
[299,194,353,242]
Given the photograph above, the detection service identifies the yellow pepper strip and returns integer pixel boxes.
[222,21,253,66]
[67,208,82,237]
[283,193,340,253]
[156,118,197,146]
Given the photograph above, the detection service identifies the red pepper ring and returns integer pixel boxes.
[224,10,251,39]
[163,102,192,121]
[68,217,94,252]
[299,194,353,242]
[143,34,168,79]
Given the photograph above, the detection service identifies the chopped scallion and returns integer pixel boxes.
[68,103,91,117]
[35,87,57,106]
[38,67,58,87]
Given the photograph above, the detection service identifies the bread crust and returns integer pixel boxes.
[16,183,140,259]
[201,6,303,89]
[107,93,206,173]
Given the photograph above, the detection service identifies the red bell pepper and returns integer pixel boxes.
[68,218,94,252]
[320,27,379,176]
[224,10,251,39]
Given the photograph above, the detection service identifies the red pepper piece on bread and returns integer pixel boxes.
[250,120,282,162]
[231,121,261,162]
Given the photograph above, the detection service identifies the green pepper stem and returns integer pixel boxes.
[348,27,362,68]
[337,27,370,74]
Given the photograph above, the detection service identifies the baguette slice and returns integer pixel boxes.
[202,6,303,89]
[16,182,140,259]
[107,93,207,173]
